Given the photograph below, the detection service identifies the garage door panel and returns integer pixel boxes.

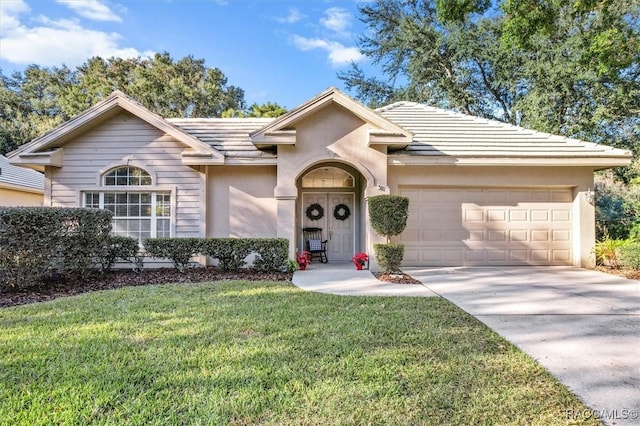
[400,187,573,266]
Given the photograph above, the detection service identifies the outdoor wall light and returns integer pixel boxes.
[585,188,595,205]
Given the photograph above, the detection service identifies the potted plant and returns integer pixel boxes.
[297,250,311,270]
[352,252,368,270]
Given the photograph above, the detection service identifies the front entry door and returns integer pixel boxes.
[302,192,355,261]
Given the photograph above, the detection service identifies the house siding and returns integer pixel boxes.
[47,111,204,237]
[0,187,43,206]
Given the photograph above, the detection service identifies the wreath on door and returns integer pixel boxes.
[305,203,324,221]
[333,204,351,221]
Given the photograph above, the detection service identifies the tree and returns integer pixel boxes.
[222,102,287,118]
[341,0,639,154]
[0,52,247,154]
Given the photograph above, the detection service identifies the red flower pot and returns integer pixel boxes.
[355,263,363,270]
[299,264,307,270]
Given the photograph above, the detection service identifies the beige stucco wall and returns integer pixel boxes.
[388,165,596,267]
[0,187,43,206]
[206,165,277,237]
[274,103,389,258]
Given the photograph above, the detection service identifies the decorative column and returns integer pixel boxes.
[275,185,298,259]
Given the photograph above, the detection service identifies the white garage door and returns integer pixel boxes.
[400,187,573,266]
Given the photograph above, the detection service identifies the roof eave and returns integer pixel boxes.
[388,154,633,168]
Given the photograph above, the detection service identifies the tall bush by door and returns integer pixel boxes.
[367,195,410,274]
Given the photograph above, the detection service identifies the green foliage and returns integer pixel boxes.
[374,243,406,274]
[618,243,640,269]
[0,207,112,289]
[368,195,410,241]
[143,238,203,273]
[222,102,288,118]
[201,238,252,271]
[595,171,640,240]
[250,238,289,271]
[594,238,628,266]
[101,236,142,272]
[145,237,289,272]
[344,0,639,160]
[0,53,246,155]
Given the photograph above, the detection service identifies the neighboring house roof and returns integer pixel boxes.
[0,155,44,193]
[377,102,631,167]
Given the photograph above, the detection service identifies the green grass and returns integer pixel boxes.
[0,280,598,425]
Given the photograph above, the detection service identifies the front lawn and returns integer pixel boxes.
[0,280,598,425]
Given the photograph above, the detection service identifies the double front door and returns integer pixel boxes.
[302,192,355,262]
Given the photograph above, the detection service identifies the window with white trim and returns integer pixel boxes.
[84,166,170,243]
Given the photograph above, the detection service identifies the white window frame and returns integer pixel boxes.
[81,166,175,242]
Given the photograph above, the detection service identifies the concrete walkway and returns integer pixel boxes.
[292,262,438,297]
[292,264,640,426]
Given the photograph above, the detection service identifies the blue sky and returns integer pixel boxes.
[0,0,377,109]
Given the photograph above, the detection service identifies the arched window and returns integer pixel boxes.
[104,166,152,186]
[84,166,170,242]
[302,167,355,188]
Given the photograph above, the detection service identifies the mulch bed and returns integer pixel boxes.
[0,268,293,309]
[0,267,424,309]
[593,265,640,280]
[374,272,423,284]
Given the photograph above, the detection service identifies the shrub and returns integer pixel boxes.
[144,238,202,272]
[374,243,405,274]
[251,238,289,271]
[594,238,628,267]
[101,236,142,272]
[368,195,410,273]
[368,195,410,242]
[594,172,640,240]
[0,207,112,289]
[201,238,251,271]
[618,243,640,269]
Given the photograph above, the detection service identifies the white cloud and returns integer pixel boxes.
[0,0,30,33]
[0,7,152,67]
[320,7,352,36]
[276,8,304,24]
[291,35,364,67]
[56,0,122,22]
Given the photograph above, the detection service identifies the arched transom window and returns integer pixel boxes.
[84,166,170,243]
[104,166,152,186]
[302,167,355,188]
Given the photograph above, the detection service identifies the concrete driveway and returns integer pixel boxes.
[405,266,640,426]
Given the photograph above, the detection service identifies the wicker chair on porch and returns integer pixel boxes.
[302,227,328,263]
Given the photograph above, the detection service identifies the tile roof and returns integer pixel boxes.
[0,155,44,191]
[377,102,631,159]
[166,101,630,164]
[167,118,276,158]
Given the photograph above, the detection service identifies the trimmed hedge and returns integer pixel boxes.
[143,237,289,272]
[368,195,409,242]
[374,243,405,274]
[144,238,202,273]
[102,236,142,272]
[0,207,112,289]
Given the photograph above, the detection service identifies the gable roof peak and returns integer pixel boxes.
[250,87,413,146]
